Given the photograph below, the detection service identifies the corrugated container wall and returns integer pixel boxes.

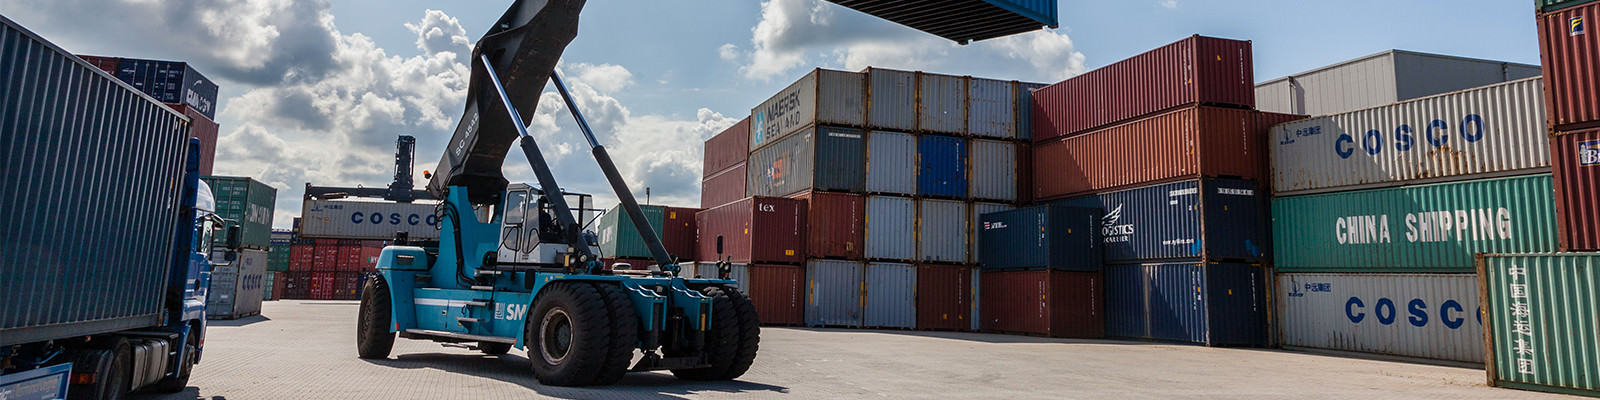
[1270,77,1550,195]
[1254,50,1542,116]
[1537,3,1600,131]
[1031,35,1254,141]
[917,199,967,263]
[700,163,747,209]
[978,205,1100,271]
[694,197,805,264]
[825,0,1059,44]
[866,196,916,261]
[661,206,698,262]
[863,262,916,329]
[207,249,267,320]
[1539,0,1596,12]
[1105,261,1266,346]
[299,200,441,240]
[1,17,190,345]
[102,57,220,120]
[806,260,864,327]
[1480,253,1600,397]
[979,270,1105,338]
[203,176,277,250]
[967,78,1016,139]
[747,125,866,196]
[969,139,1018,201]
[1015,82,1047,141]
[1052,178,1268,263]
[969,203,1015,265]
[917,72,967,134]
[1277,273,1483,363]
[1272,174,1559,272]
[170,104,217,175]
[1033,106,1266,199]
[791,191,865,259]
[866,67,917,131]
[1551,128,1600,251]
[703,117,749,177]
[693,262,750,290]
[747,264,806,325]
[916,265,973,331]
[751,69,865,150]
[917,135,967,198]
[865,130,916,195]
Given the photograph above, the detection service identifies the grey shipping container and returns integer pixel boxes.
[751,68,865,151]
[693,262,750,289]
[969,203,1015,264]
[968,77,1017,139]
[747,125,866,196]
[866,196,916,261]
[979,205,1101,271]
[1051,178,1268,263]
[1255,49,1541,116]
[806,260,864,327]
[864,262,917,329]
[2,15,193,346]
[1016,82,1047,141]
[1277,273,1483,363]
[207,249,267,319]
[918,72,967,134]
[202,176,277,250]
[299,199,442,240]
[866,67,917,131]
[865,130,916,195]
[917,199,968,263]
[969,139,1018,201]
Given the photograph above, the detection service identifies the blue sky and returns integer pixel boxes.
[0,0,1543,228]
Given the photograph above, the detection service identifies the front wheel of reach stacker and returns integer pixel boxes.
[356,275,396,359]
[527,281,612,386]
[671,285,761,381]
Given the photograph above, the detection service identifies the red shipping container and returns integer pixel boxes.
[980,269,1104,338]
[695,197,806,264]
[1553,128,1600,251]
[280,272,306,299]
[1032,106,1270,200]
[335,272,363,300]
[312,244,340,271]
[311,272,337,300]
[167,104,218,175]
[916,265,973,331]
[1538,3,1600,131]
[360,245,383,272]
[75,55,120,75]
[1032,35,1254,142]
[747,264,805,326]
[701,162,748,209]
[704,117,751,177]
[788,191,865,259]
[289,243,316,272]
[662,206,700,262]
[338,244,364,271]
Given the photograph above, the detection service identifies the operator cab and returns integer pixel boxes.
[495,183,597,266]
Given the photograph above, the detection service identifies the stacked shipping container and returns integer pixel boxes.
[1537,1,1600,252]
[280,238,384,300]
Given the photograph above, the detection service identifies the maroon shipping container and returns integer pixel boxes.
[283,272,310,299]
[271,272,286,300]
[662,206,699,261]
[748,264,806,325]
[704,117,751,177]
[76,55,120,75]
[695,197,806,264]
[1031,35,1254,141]
[1538,3,1600,131]
[360,245,383,272]
[289,244,315,272]
[1553,128,1600,251]
[334,272,362,300]
[701,162,748,209]
[312,245,339,271]
[916,265,973,331]
[310,272,337,300]
[979,269,1104,338]
[168,104,218,175]
[337,245,363,272]
[789,191,865,259]
[1032,106,1271,200]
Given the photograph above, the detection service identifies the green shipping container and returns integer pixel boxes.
[1273,174,1558,273]
[202,176,277,250]
[1537,0,1595,13]
[598,205,666,259]
[1479,253,1600,397]
[267,243,291,272]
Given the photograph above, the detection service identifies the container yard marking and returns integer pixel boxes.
[1335,207,1512,244]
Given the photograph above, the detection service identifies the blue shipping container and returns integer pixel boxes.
[112,58,220,119]
[1104,261,1266,346]
[917,135,967,198]
[978,205,1100,270]
[1051,178,1267,263]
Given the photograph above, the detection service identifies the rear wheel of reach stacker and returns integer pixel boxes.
[670,285,760,381]
[527,281,613,386]
[356,275,396,359]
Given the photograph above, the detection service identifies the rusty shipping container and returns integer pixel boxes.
[751,69,866,150]
[918,72,967,134]
[700,162,746,209]
[1538,2,1600,131]
[1033,106,1268,200]
[806,260,865,327]
[747,125,867,196]
[694,197,806,264]
[1479,253,1600,397]
[1552,128,1600,251]
[748,264,806,326]
[704,117,750,177]
[1031,35,1254,141]
[917,265,974,331]
[979,269,1104,338]
[790,191,866,259]
[864,262,917,329]
[662,206,699,262]
[967,77,1017,139]
[866,67,917,131]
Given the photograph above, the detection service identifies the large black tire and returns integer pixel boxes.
[590,283,640,385]
[356,275,396,359]
[527,282,612,386]
[146,331,198,393]
[671,285,760,381]
[69,339,130,400]
[479,342,512,355]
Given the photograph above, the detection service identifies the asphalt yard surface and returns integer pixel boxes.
[135,300,1576,399]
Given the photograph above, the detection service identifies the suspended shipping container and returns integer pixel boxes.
[916,265,974,331]
[865,130,917,195]
[1033,106,1270,199]
[866,196,916,261]
[1032,35,1254,141]
[299,199,440,241]
[704,117,750,177]
[1537,2,1600,130]
[917,135,968,198]
[1105,261,1266,346]
[979,269,1104,338]
[694,197,805,264]
[1272,174,1558,273]
[806,260,864,327]
[791,191,865,260]
[599,204,682,260]
[1552,128,1600,251]
[917,199,968,263]
[1270,77,1550,195]
[1277,273,1483,363]
[747,125,867,196]
[1051,178,1268,263]
[969,139,1020,201]
[866,67,917,131]
[751,68,865,150]
[700,162,747,209]
[825,0,1059,44]
[863,262,917,329]
[978,205,1100,271]
[1479,253,1600,397]
[1255,50,1541,117]
[203,176,277,250]
[207,249,266,320]
[969,202,1015,265]
[918,72,967,134]
[967,77,1016,139]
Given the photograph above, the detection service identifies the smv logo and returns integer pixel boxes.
[497,303,529,321]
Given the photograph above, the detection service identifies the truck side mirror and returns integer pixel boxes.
[225,225,242,249]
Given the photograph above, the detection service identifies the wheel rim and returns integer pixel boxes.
[539,308,573,365]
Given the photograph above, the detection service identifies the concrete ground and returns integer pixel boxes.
[134,300,1575,400]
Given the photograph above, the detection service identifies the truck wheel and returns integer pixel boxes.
[147,332,198,393]
[479,342,512,355]
[357,275,396,359]
[527,281,611,386]
[671,285,760,381]
[69,339,131,400]
[591,282,640,385]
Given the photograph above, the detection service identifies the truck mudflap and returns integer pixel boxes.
[0,363,72,400]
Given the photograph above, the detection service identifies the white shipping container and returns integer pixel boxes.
[1255,50,1541,116]
[917,72,967,134]
[866,130,916,195]
[300,199,442,240]
[1277,273,1483,363]
[750,68,866,151]
[1270,77,1549,195]
[207,249,266,319]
